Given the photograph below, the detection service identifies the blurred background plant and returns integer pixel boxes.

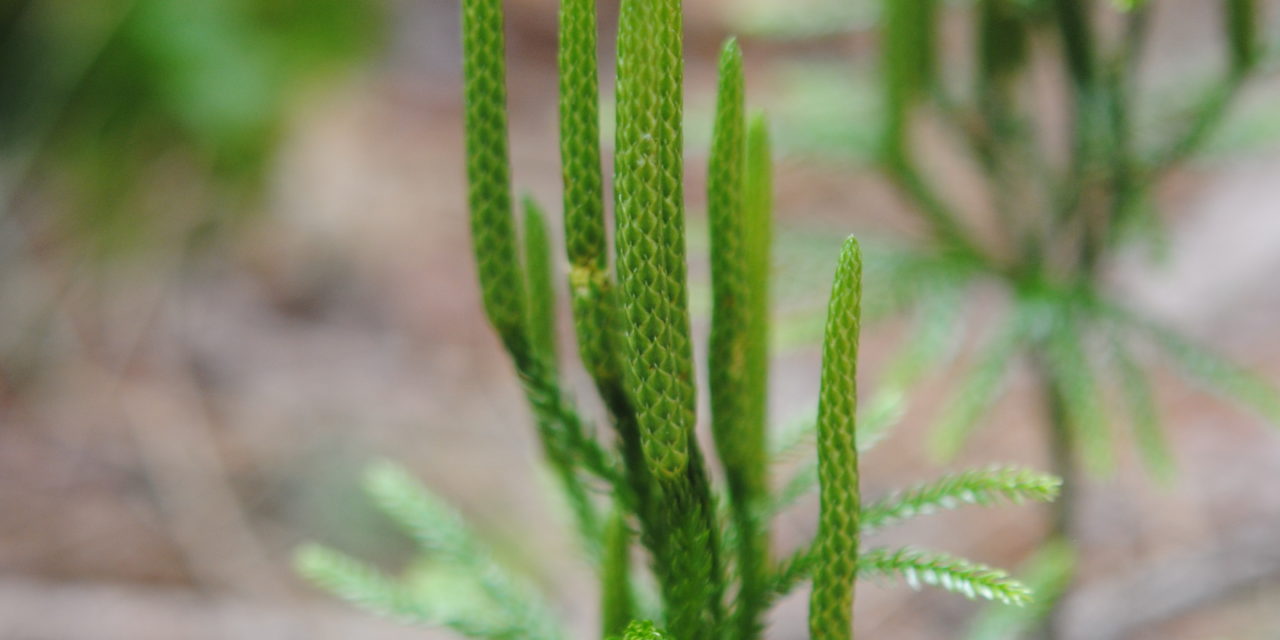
[731,0,1280,636]
[0,0,381,257]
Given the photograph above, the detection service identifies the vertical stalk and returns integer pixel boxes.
[708,42,751,506]
[614,0,723,637]
[601,509,635,638]
[523,197,559,372]
[1049,0,1097,92]
[880,0,937,163]
[558,0,654,537]
[1227,0,1260,74]
[1100,5,1151,251]
[809,238,863,640]
[462,0,527,360]
[708,39,771,640]
[1048,0,1098,209]
[462,0,605,557]
[559,0,619,388]
[737,112,774,640]
[975,0,1031,254]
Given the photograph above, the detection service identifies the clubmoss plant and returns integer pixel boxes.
[873,0,1280,579]
[295,1,1062,638]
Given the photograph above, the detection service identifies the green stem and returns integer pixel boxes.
[1047,0,1099,231]
[1050,0,1096,92]
[601,509,635,638]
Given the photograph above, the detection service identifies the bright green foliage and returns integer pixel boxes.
[737,110,776,640]
[706,41,770,640]
[622,621,673,640]
[708,39,754,503]
[614,0,696,483]
[614,4,721,640]
[557,0,649,543]
[809,237,862,640]
[861,467,1061,532]
[743,116,774,426]
[462,0,610,562]
[462,0,525,356]
[857,548,1032,606]
[559,0,625,395]
[300,1,1063,638]
[524,197,560,372]
[558,0,606,272]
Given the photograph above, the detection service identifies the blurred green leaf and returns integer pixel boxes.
[1,0,383,255]
[1105,303,1280,425]
[729,0,877,39]
[1043,310,1115,477]
[1107,332,1176,482]
[930,313,1027,460]
[770,63,882,161]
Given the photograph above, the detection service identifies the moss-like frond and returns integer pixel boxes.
[362,462,563,640]
[294,545,533,640]
[859,547,1032,606]
[965,539,1077,640]
[861,466,1061,532]
[295,544,437,625]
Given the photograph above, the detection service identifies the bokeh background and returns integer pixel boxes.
[2,0,1279,638]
